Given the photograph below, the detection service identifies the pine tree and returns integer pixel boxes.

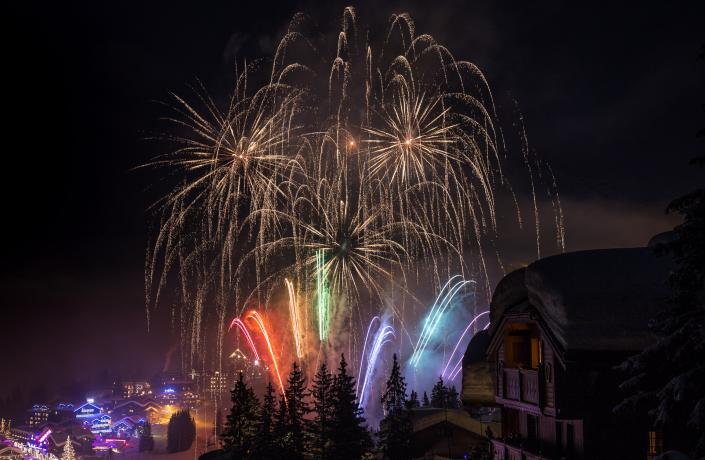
[330,354,372,460]
[617,50,705,456]
[430,377,448,408]
[273,393,290,456]
[309,362,334,459]
[167,410,196,453]
[379,354,412,460]
[284,362,309,460]
[405,390,420,410]
[252,382,277,460]
[422,391,430,407]
[446,386,460,409]
[221,373,260,459]
[61,436,76,460]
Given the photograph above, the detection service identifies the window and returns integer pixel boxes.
[648,431,662,456]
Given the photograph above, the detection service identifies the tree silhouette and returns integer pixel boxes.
[379,354,412,460]
[330,355,372,460]
[309,362,334,459]
[252,382,277,460]
[617,45,705,457]
[284,362,309,460]
[167,410,196,453]
[221,373,260,458]
[430,377,448,408]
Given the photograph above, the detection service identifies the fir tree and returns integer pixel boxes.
[617,48,705,456]
[330,355,372,460]
[309,362,334,459]
[405,390,420,410]
[430,377,448,408]
[284,362,309,460]
[379,354,412,460]
[446,386,460,409]
[273,393,290,456]
[221,373,260,459]
[252,382,277,460]
[167,410,196,453]
[422,391,430,407]
[61,436,76,460]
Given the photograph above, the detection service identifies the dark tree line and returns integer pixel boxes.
[617,44,705,457]
[220,354,434,460]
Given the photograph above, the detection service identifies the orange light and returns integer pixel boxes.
[246,310,286,402]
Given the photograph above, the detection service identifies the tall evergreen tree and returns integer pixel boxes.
[422,391,430,407]
[379,354,412,460]
[617,47,705,457]
[273,393,290,456]
[281,362,308,460]
[430,377,448,408]
[252,382,277,460]
[330,355,372,460]
[309,362,334,459]
[221,373,260,459]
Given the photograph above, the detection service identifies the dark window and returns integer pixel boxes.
[527,414,538,442]
[566,423,575,454]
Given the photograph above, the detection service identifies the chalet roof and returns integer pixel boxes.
[490,247,672,353]
[462,330,490,366]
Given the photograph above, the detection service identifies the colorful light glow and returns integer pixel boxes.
[285,278,304,359]
[358,320,395,408]
[315,250,329,342]
[246,310,286,400]
[441,311,490,378]
[228,317,261,361]
[410,276,475,367]
[356,316,381,397]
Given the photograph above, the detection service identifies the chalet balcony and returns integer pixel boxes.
[501,368,540,407]
[491,439,550,460]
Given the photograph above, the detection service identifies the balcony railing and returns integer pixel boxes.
[502,368,540,406]
[491,439,550,460]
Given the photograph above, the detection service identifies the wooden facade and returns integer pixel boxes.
[485,295,659,459]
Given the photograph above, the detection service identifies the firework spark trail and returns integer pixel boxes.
[440,311,489,378]
[285,278,304,359]
[410,276,475,367]
[448,359,464,381]
[356,316,381,397]
[315,250,329,342]
[358,322,396,408]
[245,310,286,399]
[228,318,261,361]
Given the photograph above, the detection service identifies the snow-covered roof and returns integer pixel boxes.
[490,247,673,353]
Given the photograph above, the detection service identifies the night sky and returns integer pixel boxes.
[2,0,703,396]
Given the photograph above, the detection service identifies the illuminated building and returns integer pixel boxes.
[482,247,673,459]
[0,445,23,460]
[27,405,50,427]
[207,371,231,400]
[119,381,151,398]
[73,400,102,421]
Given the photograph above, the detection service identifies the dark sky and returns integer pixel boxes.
[2,0,703,396]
